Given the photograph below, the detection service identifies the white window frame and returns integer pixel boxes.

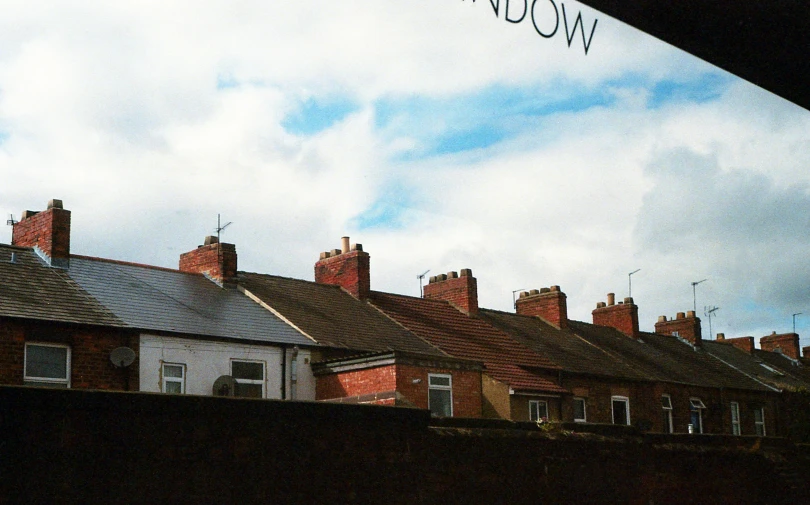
[529,400,549,422]
[161,363,186,394]
[730,402,741,435]
[573,397,587,423]
[428,373,453,417]
[754,407,766,436]
[662,395,674,434]
[689,398,706,434]
[231,359,266,398]
[611,396,631,425]
[24,343,71,387]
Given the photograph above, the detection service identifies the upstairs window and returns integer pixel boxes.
[232,360,265,398]
[529,400,549,422]
[162,363,186,394]
[662,395,674,434]
[24,343,70,388]
[730,402,741,435]
[611,396,630,425]
[428,374,453,417]
[754,407,766,436]
[689,398,706,434]
[573,397,587,423]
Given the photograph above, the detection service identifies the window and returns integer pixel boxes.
[730,402,741,435]
[529,400,549,422]
[662,395,673,434]
[162,363,186,394]
[232,360,265,398]
[754,407,766,436]
[573,397,587,422]
[689,398,706,434]
[611,396,630,425]
[24,343,70,387]
[428,374,453,417]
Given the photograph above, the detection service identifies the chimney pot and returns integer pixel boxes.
[716,333,725,340]
[540,287,551,294]
[597,302,606,308]
[529,289,539,295]
[460,268,472,277]
[341,236,350,254]
[519,291,528,299]
[550,285,560,292]
[314,238,371,299]
[320,251,329,260]
[204,235,219,246]
[676,312,686,320]
[624,297,634,304]
[422,266,478,314]
[686,310,696,318]
[330,249,341,257]
[447,271,458,279]
[515,283,568,328]
[658,315,667,323]
[47,199,63,210]
[352,243,363,252]
[429,275,437,283]
[607,293,615,306]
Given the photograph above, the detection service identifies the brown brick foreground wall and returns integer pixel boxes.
[1,386,808,504]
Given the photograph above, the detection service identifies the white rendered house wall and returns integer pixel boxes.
[139,334,315,400]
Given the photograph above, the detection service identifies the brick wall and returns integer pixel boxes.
[11,200,71,263]
[314,248,370,299]
[179,237,237,284]
[1,386,807,504]
[655,311,702,345]
[760,332,801,359]
[515,287,568,329]
[0,318,139,390]
[423,269,478,314]
[316,363,482,417]
[592,296,639,339]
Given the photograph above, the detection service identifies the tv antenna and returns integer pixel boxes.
[512,288,526,309]
[793,312,802,334]
[691,279,707,313]
[6,214,17,226]
[215,214,232,243]
[417,269,430,297]
[628,269,640,298]
[704,306,720,340]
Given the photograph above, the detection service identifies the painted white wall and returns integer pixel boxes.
[139,334,315,400]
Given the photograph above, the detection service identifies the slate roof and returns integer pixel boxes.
[65,256,313,346]
[0,245,123,327]
[478,309,649,381]
[566,321,775,392]
[238,273,444,356]
[704,341,810,392]
[368,292,567,394]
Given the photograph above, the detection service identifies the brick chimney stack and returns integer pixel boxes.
[515,286,568,329]
[314,236,370,299]
[423,269,478,314]
[179,235,237,286]
[760,332,800,359]
[11,199,71,267]
[654,311,702,346]
[716,334,755,354]
[592,293,639,339]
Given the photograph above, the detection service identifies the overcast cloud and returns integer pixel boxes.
[1,1,808,347]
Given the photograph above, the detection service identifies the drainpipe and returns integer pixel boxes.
[291,346,299,401]
[280,345,287,400]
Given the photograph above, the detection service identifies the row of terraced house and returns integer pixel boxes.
[4,199,810,438]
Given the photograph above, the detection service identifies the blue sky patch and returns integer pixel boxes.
[647,73,730,108]
[374,83,614,160]
[282,97,360,136]
[350,184,415,231]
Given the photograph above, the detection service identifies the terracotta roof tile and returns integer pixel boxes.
[369,292,566,394]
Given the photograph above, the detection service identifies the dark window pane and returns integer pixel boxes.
[232,361,263,380]
[429,389,452,417]
[164,365,183,378]
[574,399,586,420]
[26,346,67,379]
[429,375,450,387]
[235,383,263,398]
[612,400,628,425]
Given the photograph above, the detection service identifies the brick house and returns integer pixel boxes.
[3,200,316,399]
[236,241,486,417]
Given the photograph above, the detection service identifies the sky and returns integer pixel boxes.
[1,1,808,347]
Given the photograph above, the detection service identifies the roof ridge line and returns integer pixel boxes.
[72,255,180,273]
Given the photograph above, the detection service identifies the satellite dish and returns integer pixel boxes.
[213,375,237,397]
[110,347,136,368]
